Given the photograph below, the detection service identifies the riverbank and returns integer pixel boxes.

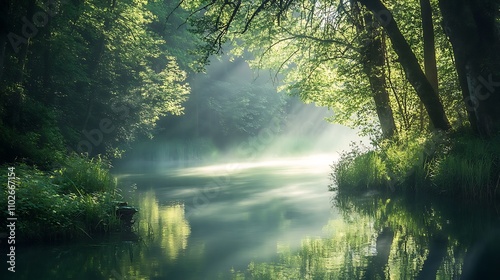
[331,130,500,200]
[0,154,122,243]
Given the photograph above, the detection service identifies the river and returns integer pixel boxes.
[5,155,500,279]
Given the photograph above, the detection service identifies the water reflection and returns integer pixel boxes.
[232,191,500,279]
[6,190,198,280]
[114,157,337,279]
[106,190,202,279]
[6,158,500,279]
[135,190,191,261]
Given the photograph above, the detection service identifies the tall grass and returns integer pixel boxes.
[429,133,499,199]
[0,155,122,242]
[332,131,500,200]
[332,149,389,191]
[54,154,117,194]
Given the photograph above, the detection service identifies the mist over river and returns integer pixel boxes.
[4,154,500,279]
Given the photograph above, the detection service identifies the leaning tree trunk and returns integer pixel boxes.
[357,0,451,131]
[439,0,500,137]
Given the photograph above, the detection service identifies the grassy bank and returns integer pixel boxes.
[331,130,500,200]
[0,154,122,242]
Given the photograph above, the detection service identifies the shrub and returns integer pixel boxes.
[428,133,500,199]
[0,156,121,242]
[332,130,500,200]
[331,143,389,191]
[53,154,117,194]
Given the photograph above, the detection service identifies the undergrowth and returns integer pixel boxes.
[331,130,500,200]
[0,154,122,242]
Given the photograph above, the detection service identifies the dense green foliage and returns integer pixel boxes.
[181,0,500,198]
[0,155,121,241]
[182,0,462,136]
[0,0,204,241]
[332,130,500,199]
[0,0,197,164]
[1,0,499,250]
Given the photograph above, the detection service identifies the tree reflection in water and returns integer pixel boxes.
[232,191,500,280]
[109,189,202,279]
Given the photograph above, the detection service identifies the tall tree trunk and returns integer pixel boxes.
[351,1,397,138]
[420,0,438,131]
[439,0,500,136]
[363,14,397,138]
[420,0,439,93]
[452,49,479,133]
[357,0,451,131]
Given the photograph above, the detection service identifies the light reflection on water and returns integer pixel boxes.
[156,154,339,180]
[122,155,338,279]
[7,156,500,279]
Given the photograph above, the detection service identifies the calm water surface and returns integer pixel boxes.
[6,155,500,279]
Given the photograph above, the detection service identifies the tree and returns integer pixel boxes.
[420,0,439,94]
[351,1,396,138]
[0,0,194,165]
[357,0,450,131]
[182,0,452,136]
[439,0,500,136]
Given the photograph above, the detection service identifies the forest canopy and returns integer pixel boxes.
[0,0,204,166]
[1,0,500,168]
[181,0,500,139]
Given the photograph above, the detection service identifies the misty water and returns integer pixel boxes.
[7,155,500,279]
